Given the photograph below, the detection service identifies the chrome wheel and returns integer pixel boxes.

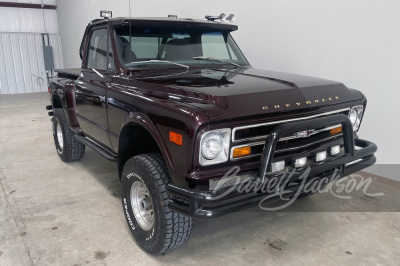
[130,180,154,231]
[56,121,64,151]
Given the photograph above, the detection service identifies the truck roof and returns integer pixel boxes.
[89,17,238,31]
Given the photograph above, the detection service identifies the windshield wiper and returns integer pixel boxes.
[192,56,240,67]
[131,60,189,69]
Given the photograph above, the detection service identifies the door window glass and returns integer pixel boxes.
[87,28,112,70]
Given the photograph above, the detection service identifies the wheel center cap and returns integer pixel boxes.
[141,199,149,210]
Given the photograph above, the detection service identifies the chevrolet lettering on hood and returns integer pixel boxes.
[262,96,340,110]
[46,12,378,254]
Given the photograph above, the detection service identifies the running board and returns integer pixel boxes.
[74,135,117,162]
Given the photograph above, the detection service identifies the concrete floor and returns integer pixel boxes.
[0,93,399,266]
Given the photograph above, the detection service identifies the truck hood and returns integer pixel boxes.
[135,67,362,121]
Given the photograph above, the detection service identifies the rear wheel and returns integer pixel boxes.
[52,108,85,162]
[121,153,192,254]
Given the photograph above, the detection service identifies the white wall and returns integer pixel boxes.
[0,0,58,33]
[55,0,400,176]
[0,0,63,93]
[0,33,63,94]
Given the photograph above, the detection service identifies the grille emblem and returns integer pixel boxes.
[294,130,314,138]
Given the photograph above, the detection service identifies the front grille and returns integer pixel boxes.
[230,108,350,161]
[232,108,349,143]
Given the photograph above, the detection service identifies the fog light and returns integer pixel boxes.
[329,145,341,155]
[315,151,327,162]
[271,161,285,172]
[294,157,307,168]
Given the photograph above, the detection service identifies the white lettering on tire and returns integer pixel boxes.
[146,227,155,241]
[124,198,135,230]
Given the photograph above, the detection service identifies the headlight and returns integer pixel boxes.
[200,129,231,166]
[201,133,222,160]
[348,106,364,132]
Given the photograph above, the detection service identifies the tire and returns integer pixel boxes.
[121,153,192,254]
[52,108,85,162]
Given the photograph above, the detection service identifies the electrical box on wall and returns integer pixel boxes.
[43,45,54,70]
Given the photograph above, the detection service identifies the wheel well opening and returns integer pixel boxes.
[52,93,62,108]
[118,124,161,178]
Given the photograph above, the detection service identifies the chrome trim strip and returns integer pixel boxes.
[345,158,364,167]
[232,108,350,143]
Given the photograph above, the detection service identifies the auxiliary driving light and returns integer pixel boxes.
[329,145,341,155]
[294,157,307,168]
[315,151,327,162]
[271,161,285,172]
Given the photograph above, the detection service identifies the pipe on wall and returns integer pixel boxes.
[0,2,56,10]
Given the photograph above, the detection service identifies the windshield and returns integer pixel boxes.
[114,26,248,68]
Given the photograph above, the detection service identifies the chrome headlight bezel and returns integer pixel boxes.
[199,128,231,166]
[349,105,364,132]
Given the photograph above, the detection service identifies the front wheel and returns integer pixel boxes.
[121,153,192,254]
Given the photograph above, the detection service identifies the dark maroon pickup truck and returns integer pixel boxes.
[46,12,377,254]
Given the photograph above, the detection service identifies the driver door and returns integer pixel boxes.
[75,27,114,149]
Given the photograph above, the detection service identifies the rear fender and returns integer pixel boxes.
[63,82,80,129]
[50,80,80,130]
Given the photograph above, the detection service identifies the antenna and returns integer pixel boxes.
[128,0,132,75]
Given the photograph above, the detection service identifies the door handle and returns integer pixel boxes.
[106,83,115,88]
[75,81,86,89]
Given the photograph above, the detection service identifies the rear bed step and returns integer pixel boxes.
[74,135,117,162]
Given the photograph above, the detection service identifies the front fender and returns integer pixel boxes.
[121,112,172,175]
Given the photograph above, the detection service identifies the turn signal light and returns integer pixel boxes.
[169,131,182,146]
[330,126,343,135]
[232,146,251,158]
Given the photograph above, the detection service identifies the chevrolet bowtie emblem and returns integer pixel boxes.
[295,130,314,138]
